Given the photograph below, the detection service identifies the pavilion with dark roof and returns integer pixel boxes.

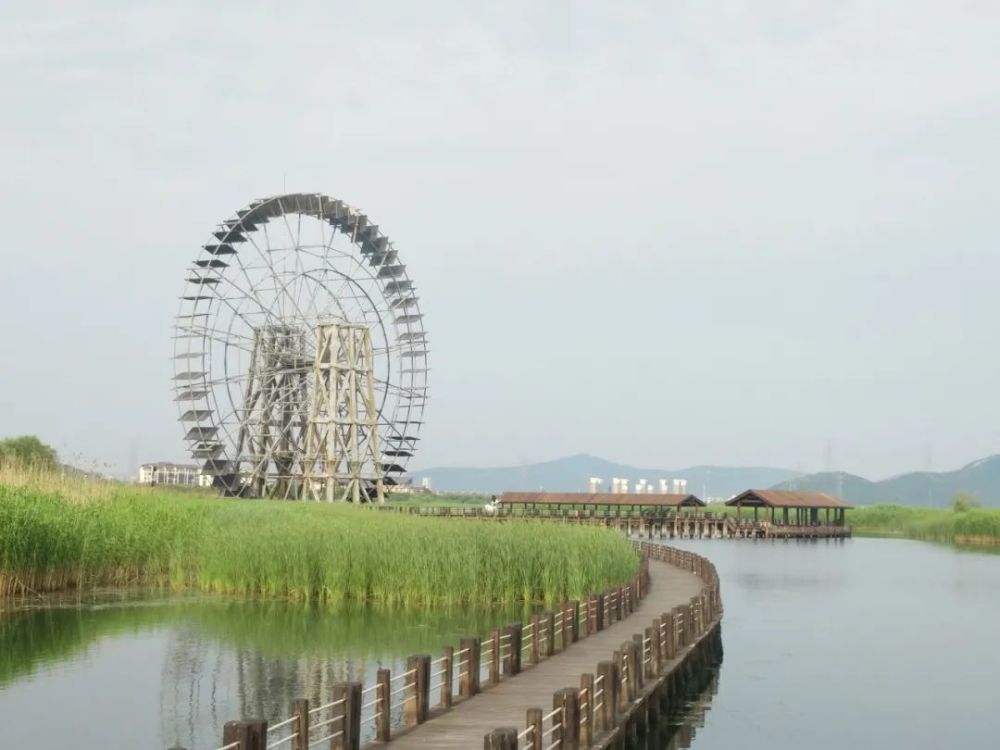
[725,489,852,526]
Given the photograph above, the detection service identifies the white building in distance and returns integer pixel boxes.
[138,462,212,488]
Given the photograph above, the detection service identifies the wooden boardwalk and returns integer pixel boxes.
[385,560,704,749]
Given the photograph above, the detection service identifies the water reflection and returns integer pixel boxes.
[635,628,723,750]
[0,595,529,749]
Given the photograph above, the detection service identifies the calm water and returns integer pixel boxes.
[0,595,528,749]
[2,539,998,749]
[660,537,1000,750]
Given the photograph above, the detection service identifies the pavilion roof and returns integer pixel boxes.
[725,489,853,509]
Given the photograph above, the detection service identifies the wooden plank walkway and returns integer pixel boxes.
[385,560,704,748]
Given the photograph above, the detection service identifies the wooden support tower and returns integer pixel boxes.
[303,321,385,503]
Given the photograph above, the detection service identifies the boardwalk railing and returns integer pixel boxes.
[484,541,723,749]
[184,557,655,750]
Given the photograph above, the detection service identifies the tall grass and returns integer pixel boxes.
[849,505,1000,544]
[0,469,638,605]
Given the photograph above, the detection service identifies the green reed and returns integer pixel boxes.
[848,505,1000,544]
[0,477,638,604]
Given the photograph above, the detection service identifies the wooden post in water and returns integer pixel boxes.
[290,698,309,750]
[374,670,391,741]
[526,708,543,750]
[440,647,453,709]
[459,637,481,697]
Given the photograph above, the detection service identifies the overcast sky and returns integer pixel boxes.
[1,2,998,479]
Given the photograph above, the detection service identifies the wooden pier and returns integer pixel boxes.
[193,542,722,750]
[377,505,852,540]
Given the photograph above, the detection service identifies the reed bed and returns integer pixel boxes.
[848,505,1000,545]
[0,470,638,605]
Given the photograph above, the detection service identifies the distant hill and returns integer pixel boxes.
[408,453,799,498]
[771,455,1000,507]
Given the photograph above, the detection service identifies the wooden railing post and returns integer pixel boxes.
[542,612,555,658]
[375,670,391,741]
[526,708,543,750]
[488,629,500,684]
[595,593,605,631]
[645,625,658,679]
[290,698,309,750]
[579,673,594,747]
[405,655,430,725]
[460,637,481,697]
[504,623,522,675]
[567,601,580,643]
[529,615,540,665]
[559,603,571,648]
[613,649,628,710]
[484,727,518,749]
[654,616,666,672]
[440,647,453,709]
[629,636,644,691]
[331,682,361,750]
[554,688,580,750]
[596,660,618,730]
[223,719,267,750]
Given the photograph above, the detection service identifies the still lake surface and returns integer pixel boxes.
[0,595,528,748]
[1,538,998,749]
[660,537,1000,750]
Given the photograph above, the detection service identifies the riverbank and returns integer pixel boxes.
[0,471,638,605]
[848,505,1000,545]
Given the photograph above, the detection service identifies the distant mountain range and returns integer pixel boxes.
[410,453,1000,508]
[774,455,1000,507]
[408,453,799,499]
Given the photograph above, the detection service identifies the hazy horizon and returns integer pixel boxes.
[2,2,999,479]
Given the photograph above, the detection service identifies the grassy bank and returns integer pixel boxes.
[0,470,638,606]
[848,505,1000,545]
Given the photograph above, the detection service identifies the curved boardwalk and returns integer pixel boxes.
[386,560,704,748]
